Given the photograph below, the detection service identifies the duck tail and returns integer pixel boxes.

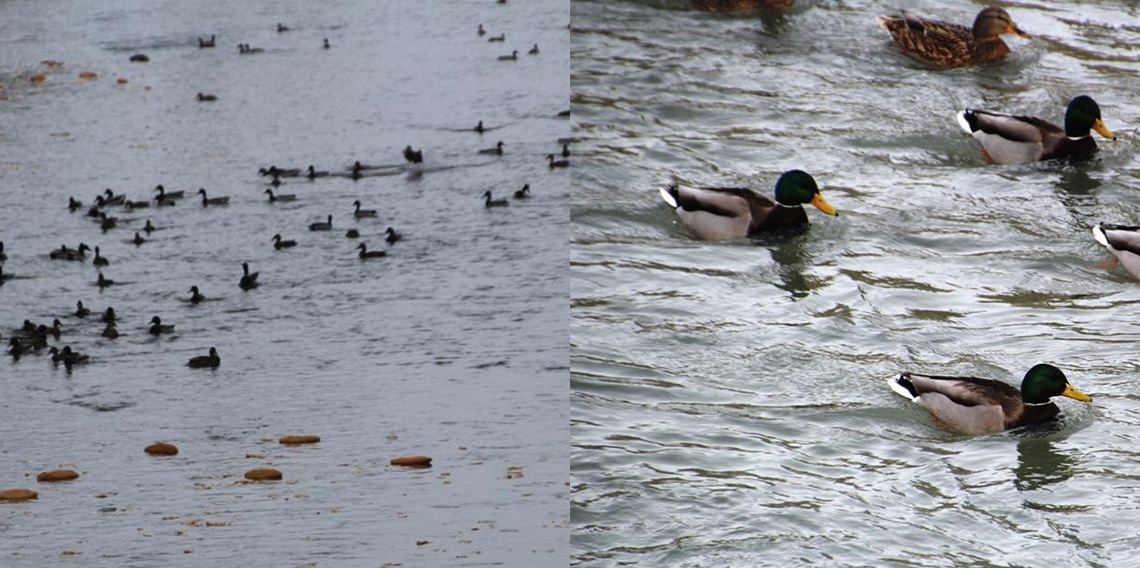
[888,374,919,401]
[955,110,976,135]
[659,184,680,208]
[1092,223,1109,248]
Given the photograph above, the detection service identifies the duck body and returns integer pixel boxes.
[102,323,119,339]
[132,232,146,246]
[239,262,259,290]
[878,7,1028,69]
[1093,223,1140,280]
[264,188,296,202]
[529,44,539,55]
[956,96,1115,165]
[149,316,174,335]
[188,347,220,369]
[403,146,423,164]
[498,51,518,61]
[97,273,114,288]
[189,285,205,304]
[197,92,217,102]
[309,215,333,231]
[199,35,216,48]
[479,141,505,155]
[197,188,230,206]
[483,191,509,208]
[356,243,387,259]
[93,247,109,266]
[125,199,150,209]
[307,165,328,179]
[888,364,1091,435]
[514,184,530,199]
[69,197,82,211]
[75,301,91,318]
[272,234,297,249]
[488,34,505,42]
[659,170,838,240]
[546,154,569,168]
[385,227,402,244]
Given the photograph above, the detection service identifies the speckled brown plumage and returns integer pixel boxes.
[688,0,793,12]
[878,7,1028,69]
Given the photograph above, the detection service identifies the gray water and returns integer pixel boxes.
[0,0,567,565]
[572,1,1140,566]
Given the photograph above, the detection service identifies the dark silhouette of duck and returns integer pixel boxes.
[97,273,115,288]
[323,38,330,49]
[475,120,486,134]
[403,146,423,164]
[277,23,290,33]
[264,188,296,202]
[144,219,156,234]
[199,35,216,48]
[498,51,518,61]
[125,199,150,210]
[93,246,109,266]
[101,189,126,205]
[345,229,360,239]
[272,234,297,249]
[488,33,505,42]
[547,154,569,168]
[260,166,301,177]
[309,215,333,231]
[239,262,259,290]
[356,243,387,260]
[149,316,174,335]
[189,285,205,304]
[514,184,531,199]
[307,165,328,179]
[102,307,116,324]
[385,227,402,244]
[0,265,10,285]
[69,197,82,211]
[50,243,90,260]
[479,141,505,155]
[102,322,119,339]
[529,44,539,55]
[75,301,90,318]
[99,212,117,231]
[131,232,146,246]
[353,200,378,218]
[130,53,149,63]
[238,44,264,54]
[561,144,570,158]
[197,188,230,206]
[188,347,220,369]
[478,23,486,36]
[483,191,509,208]
[0,241,5,261]
[197,92,217,102]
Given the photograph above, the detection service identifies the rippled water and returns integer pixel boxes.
[572,1,1140,566]
[0,0,567,565]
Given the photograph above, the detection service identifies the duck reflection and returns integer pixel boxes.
[762,231,830,299]
[1013,436,1076,491]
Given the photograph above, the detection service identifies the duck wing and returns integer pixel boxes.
[879,14,972,67]
[894,372,1026,434]
[957,110,1053,164]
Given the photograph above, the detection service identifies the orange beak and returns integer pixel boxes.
[1006,24,1030,39]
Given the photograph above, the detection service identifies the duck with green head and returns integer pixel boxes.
[659,169,838,240]
[888,363,1091,435]
[957,96,1116,164]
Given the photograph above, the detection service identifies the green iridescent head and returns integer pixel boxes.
[1064,95,1115,140]
[1020,363,1091,404]
[773,170,838,215]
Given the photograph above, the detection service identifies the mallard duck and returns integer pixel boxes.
[353,200,378,218]
[479,141,505,155]
[102,307,116,323]
[69,197,82,211]
[356,243,387,260]
[309,215,333,231]
[477,23,486,36]
[307,165,328,179]
[498,50,518,61]
[689,0,793,12]
[188,347,220,369]
[272,234,297,249]
[546,154,569,168]
[102,188,125,205]
[239,262,259,290]
[513,184,530,199]
[199,35,216,48]
[956,96,1115,165]
[197,92,217,102]
[102,323,119,339]
[197,188,230,206]
[144,220,156,234]
[97,272,115,288]
[131,232,146,246]
[264,188,296,202]
[75,301,90,318]
[189,285,205,304]
[528,44,539,55]
[483,191,509,208]
[878,7,1029,69]
[385,227,402,244]
[61,346,88,368]
[888,363,1091,434]
[488,34,505,43]
[659,170,838,240]
[1093,223,1140,280]
[93,246,109,267]
[154,184,184,201]
[149,316,174,335]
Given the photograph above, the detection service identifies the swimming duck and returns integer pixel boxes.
[130,53,149,63]
[475,121,485,133]
[47,346,65,364]
[561,144,569,158]
[199,35,216,48]
[102,307,116,323]
[197,92,217,102]
[99,212,117,231]
[45,319,62,339]
[149,316,174,335]
[356,243,387,260]
[69,197,82,211]
[144,220,156,234]
[239,262,259,290]
[272,234,297,249]
[154,184,184,201]
[483,191,509,208]
[0,265,9,285]
[238,44,264,54]
[488,33,505,42]
[0,241,6,261]
[276,23,290,33]
[75,301,90,318]
[528,44,539,55]
[513,184,531,199]
[888,363,1091,435]
[345,229,360,239]
[61,346,88,368]
[309,215,333,231]
[260,166,301,177]
[403,146,423,164]
[97,273,114,288]
[353,200,378,218]
[87,205,101,218]
[385,227,402,244]
[93,247,109,267]
[197,188,230,206]
[131,232,145,246]
[8,337,27,359]
[879,7,1029,69]
[477,24,486,36]
[189,285,205,304]
[125,199,150,209]
[479,141,505,155]
[265,188,297,202]
[187,347,220,369]
[102,323,119,339]
[323,38,330,49]
[546,154,569,168]
[307,165,328,179]
[102,189,126,205]
[1093,223,1140,280]
[498,50,519,61]
[659,170,839,240]
[50,243,90,260]
[956,96,1116,165]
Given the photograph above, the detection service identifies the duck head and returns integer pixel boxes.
[773,170,838,215]
[972,7,1029,40]
[1065,95,1115,140]
[1020,363,1091,403]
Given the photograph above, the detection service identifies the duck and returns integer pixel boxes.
[478,23,486,36]
[187,347,221,369]
[513,184,531,199]
[483,191,509,208]
[309,215,333,231]
[353,200,378,218]
[488,33,505,43]
[403,146,423,164]
[87,205,101,218]
[197,188,230,207]
[479,141,505,155]
[0,241,5,261]
[546,154,569,168]
[561,144,570,158]
[659,170,839,240]
[99,212,117,231]
[144,219,156,234]
[474,120,486,134]
[102,307,116,324]
[189,285,205,304]
[102,188,125,205]
[264,188,297,203]
[154,184,184,201]
[385,227,402,244]
[276,23,290,33]
[878,7,1030,69]
[528,43,539,55]
[102,323,119,339]
[260,166,301,177]
[8,337,28,359]
[888,363,1091,435]
[356,243,387,260]
[956,96,1116,165]
[239,262,259,290]
[0,265,9,285]
[323,38,330,49]
[345,229,360,239]
[198,35,216,48]
[75,301,90,318]
[131,232,146,246]
[238,44,264,54]
[52,346,88,368]
[69,197,83,211]
[272,234,297,249]
[197,92,217,102]
[129,53,149,63]
[307,165,328,179]
[51,243,90,260]
[97,272,115,288]
[498,50,519,61]
[125,199,150,209]
[45,319,63,339]
[93,247,109,267]
[1093,223,1140,280]
[149,316,174,335]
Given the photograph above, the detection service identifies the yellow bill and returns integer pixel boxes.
[1093,118,1116,140]
[1062,383,1091,402]
[810,193,838,216]
[1006,25,1031,39]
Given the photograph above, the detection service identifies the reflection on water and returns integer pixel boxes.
[1014,437,1077,492]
